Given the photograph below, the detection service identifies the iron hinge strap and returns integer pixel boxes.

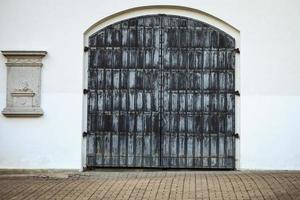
[83,89,89,94]
[233,133,240,139]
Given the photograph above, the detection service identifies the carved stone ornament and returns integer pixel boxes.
[2,51,47,117]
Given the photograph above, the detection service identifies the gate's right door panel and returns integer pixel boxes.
[161,16,236,168]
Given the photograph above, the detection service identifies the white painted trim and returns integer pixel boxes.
[235,48,240,170]
[81,40,89,171]
[82,5,240,170]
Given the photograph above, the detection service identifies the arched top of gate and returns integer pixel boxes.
[84,5,240,44]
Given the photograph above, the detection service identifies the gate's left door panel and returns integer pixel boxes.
[87,16,162,167]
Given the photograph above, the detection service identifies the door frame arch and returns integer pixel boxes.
[82,5,240,170]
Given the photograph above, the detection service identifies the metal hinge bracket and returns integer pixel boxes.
[235,48,240,54]
[233,133,240,139]
[83,131,89,137]
[83,89,89,94]
[234,90,240,96]
[84,46,90,52]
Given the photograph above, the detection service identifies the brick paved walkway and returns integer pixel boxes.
[0,171,299,200]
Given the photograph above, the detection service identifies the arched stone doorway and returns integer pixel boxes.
[84,11,239,169]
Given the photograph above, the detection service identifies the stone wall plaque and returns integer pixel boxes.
[2,51,47,117]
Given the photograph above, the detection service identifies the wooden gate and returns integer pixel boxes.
[86,15,236,169]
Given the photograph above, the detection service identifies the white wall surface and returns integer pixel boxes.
[0,0,300,170]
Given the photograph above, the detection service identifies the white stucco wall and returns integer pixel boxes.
[0,0,299,170]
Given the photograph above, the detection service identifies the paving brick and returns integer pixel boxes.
[0,171,299,200]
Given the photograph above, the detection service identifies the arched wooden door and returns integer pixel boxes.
[86,15,236,169]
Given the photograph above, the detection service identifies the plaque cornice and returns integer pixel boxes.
[1,51,47,57]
